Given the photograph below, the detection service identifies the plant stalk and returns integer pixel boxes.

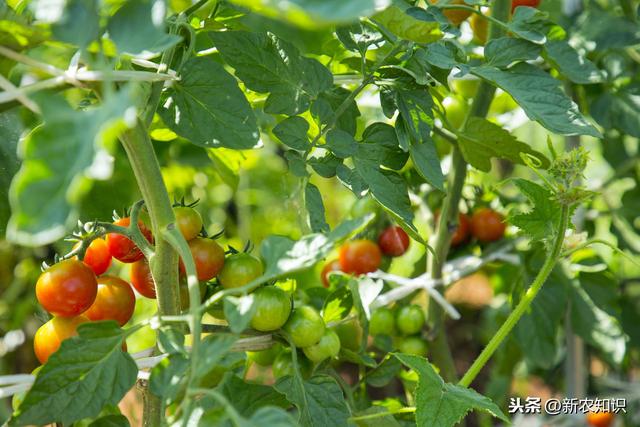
[458,205,570,387]
[426,0,510,382]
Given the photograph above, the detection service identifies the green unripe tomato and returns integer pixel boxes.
[250,286,291,332]
[396,305,425,336]
[350,195,379,219]
[451,78,480,99]
[247,343,282,366]
[369,307,395,336]
[333,318,363,352]
[283,306,325,348]
[218,253,264,289]
[398,336,428,357]
[302,329,341,363]
[272,349,313,379]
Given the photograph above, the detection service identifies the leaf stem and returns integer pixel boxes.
[458,205,570,387]
[349,407,416,422]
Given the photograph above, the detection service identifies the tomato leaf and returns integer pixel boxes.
[357,123,409,170]
[0,111,21,237]
[322,286,353,323]
[305,182,330,233]
[394,354,508,427]
[366,356,402,388]
[224,294,257,333]
[158,57,259,150]
[591,89,640,138]
[472,63,601,137]
[457,118,549,172]
[508,179,562,244]
[51,0,101,48]
[505,7,548,44]
[325,129,357,159]
[273,116,310,151]
[149,354,189,405]
[9,322,136,426]
[274,375,350,427]
[218,374,289,415]
[543,40,604,84]
[88,414,130,427]
[373,5,441,43]
[485,38,542,68]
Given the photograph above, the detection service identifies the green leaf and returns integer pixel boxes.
[158,57,259,149]
[52,0,100,48]
[284,150,309,178]
[395,88,434,143]
[305,182,330,233]
[218,374,289,415]
[274,375,350,427]
[311,87,360,136]
[366,356,402,388]
[309,152,341,178]
[107,0,181,55]
[472,63,601,137]
[273,116,310,151]
[194,335,238,380]
[505,7,548,44]
[485,38,541,68]
[89,415,130,427]
[10,322,136,426]
[508,179,561,244]
[356,123,408,170]
[394,354,508,427]
[570,279,626,365]
[0,111,21,237]
[325,129,357,158]
[322,287,353,323]
[353,407,402,427]
[8,90,132,247]
[409,138,444,192]
[457,117,549,172]
[210,31,332,115]
[544,40,603,84]
[149,354,189,405]
[373,5,441,43]
[247,406,298,426]
[224,294,257,333]
[0,12,47,51]
[336,164,368,195]
[591,89,640,138]
[421,40,464,70]
[208,148,243,191]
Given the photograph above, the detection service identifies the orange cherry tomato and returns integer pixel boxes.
[339,240,382,275]
[378,226,410,257]
[106,217,153,263]
[435,211,471,247]
[470,208,506,242]
[174,206,203,241]
[34,315,89,364]
[180,237,225,281]
[321,259,342,288]
[130,259,156,299]
[83,276,136,326]
[586,411,614,427]
[36,259,98,317]
[428,0,472,25]
[74,238,112,276]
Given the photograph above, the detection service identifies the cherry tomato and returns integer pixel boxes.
[339,240,382,275]
[182,237,225,281]
[217,253,263,289]
[470,208,506,242]
[34,315,89,364]
[369,307,396,336]
[36,259,98,317]
[333,318,363,352]
[398,336,428,357]
[511,0,541,13]
[247,343,282,366]
[435,211,471,247]
[470,13,488,45]
[250,286,292,332]
[174,206,203,241]
[321,259,342,288]
[378,226,410,257]
[83,276,135,326]
[74,238,112,276]
[272,349,313,379]
[428,0,471,25]
[302,329,341,363]
[586,412,614,427]
[396,305,425,336]
[130,259,156,299]
[106,218,153,263]
[283,306,326,348]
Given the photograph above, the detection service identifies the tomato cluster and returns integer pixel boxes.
[370,305,428,356]
[439,208,507,248]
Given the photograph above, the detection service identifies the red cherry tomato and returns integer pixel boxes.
[435,211,471,247]
[83,276,136,326]
[511,0,541,13]
[74,238,112,276]
[321,259,342,288]
[106,217,153,263]
[174,206,203,241]
[470,208,506,242]
[586,412,614,427]
[181,237,225,281]
[34,315,89,364]
[339,240,382,275]
[130,259,156,299]
[36,259,98,317]
[378,226,410,257]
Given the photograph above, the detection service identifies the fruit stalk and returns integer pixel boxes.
[426,0,511,383]
[459,205,570,387]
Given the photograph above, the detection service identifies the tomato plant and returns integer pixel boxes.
[1,0,638,426]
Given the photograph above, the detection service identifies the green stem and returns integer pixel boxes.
[458,205,570,387]
[426,0,511,382]
[349,407,416,422]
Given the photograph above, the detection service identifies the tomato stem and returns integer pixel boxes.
[426,0,511,383]
[458,205,570,387]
